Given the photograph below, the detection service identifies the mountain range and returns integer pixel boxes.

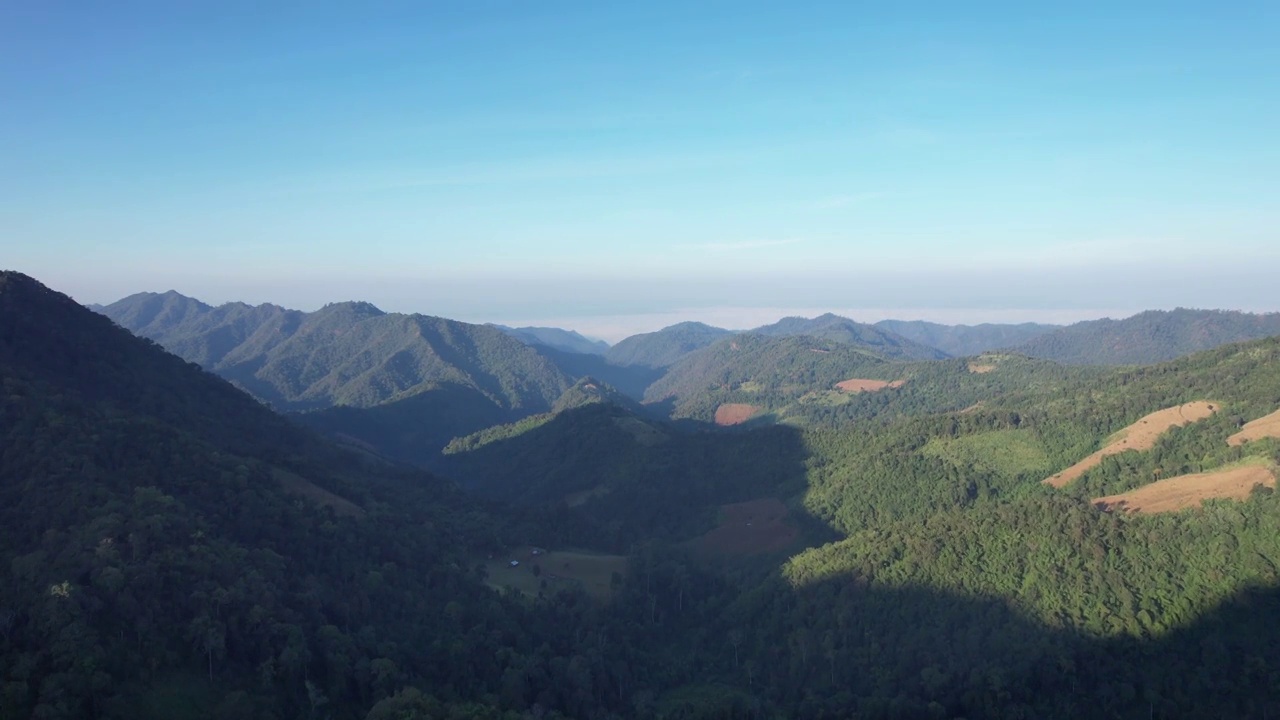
[96,291,1280,471]
[8,271,1280,718]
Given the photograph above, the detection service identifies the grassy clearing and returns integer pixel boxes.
[564,485,611,507]
[921,430,1052,477]
[272,468,365,518]
[694,498,798,557]
[481,547,627,600]
[611,415,668,445]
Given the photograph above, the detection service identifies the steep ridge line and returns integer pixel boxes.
[1044,401,1219,487]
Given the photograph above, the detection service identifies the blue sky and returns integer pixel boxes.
[3,2,1278,340]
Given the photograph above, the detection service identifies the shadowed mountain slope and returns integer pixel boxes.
[491,324,610,355]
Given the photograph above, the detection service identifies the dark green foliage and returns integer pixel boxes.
[604,321,733,368]
[751,313,948,360]
[1015,307,1280,365]
[874,318,1059,356]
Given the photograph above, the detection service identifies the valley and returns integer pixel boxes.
[5,272,1280,719]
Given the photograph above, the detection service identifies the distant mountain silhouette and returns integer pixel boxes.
[751,313,948,360]
[1014,308,1280,365]
[875,318,1059,357]
[491,324,610,355]
[605,321,734,368]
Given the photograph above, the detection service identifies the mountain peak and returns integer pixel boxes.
[316,300,385,318]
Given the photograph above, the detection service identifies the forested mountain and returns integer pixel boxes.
[21,273,1280,718]
[491,324,610,355]
[750,313,948,360]
[99,291,583,464]
[641,334,888,420]
[1013,307,1280,365]
[101,291,572,412]
[604,321,733,368]
[0,272,601,719]
[874,318,1059,357]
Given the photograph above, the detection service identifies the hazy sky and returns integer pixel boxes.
[3,2,1278,340]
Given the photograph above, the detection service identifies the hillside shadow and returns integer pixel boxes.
[534,345,668,400]
[437,403,826,554]
[294,384,516,470]
[699,574,1280,720]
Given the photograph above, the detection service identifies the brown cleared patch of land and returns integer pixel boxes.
[1044,401,1220,488]
[715,403,759,426]
[835,378,906,393]
[482,547,627,600]
[272,468,365,518]
[1228,408,1280,446]
[1093,464,1276,514]
[696,498,798,556]
[967,363,996,374]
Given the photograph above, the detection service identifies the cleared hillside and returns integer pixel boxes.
[1093,463,1276,514]
[1044,401,1220,487]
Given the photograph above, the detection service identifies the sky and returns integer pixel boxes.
[3,2,1278,341]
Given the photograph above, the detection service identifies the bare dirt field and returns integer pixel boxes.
[715,403,759,426]
[967,363,996,374]
[1044,401,1219,488]
[696,498,798,556]
[1228,408,1280,446]
[835,378,906,393]
[1093,464,1276,514]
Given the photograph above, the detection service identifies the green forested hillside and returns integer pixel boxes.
[751,313,948,360]
[642,334,886,414]
[102,293,573,413]
[100,291,582,466]
[18,273,1280,719]
[874,318,1059,356]
[604,321,733,368]
[1014,307,1280,365]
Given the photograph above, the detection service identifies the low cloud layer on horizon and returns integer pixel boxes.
[33,259,1280,344]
